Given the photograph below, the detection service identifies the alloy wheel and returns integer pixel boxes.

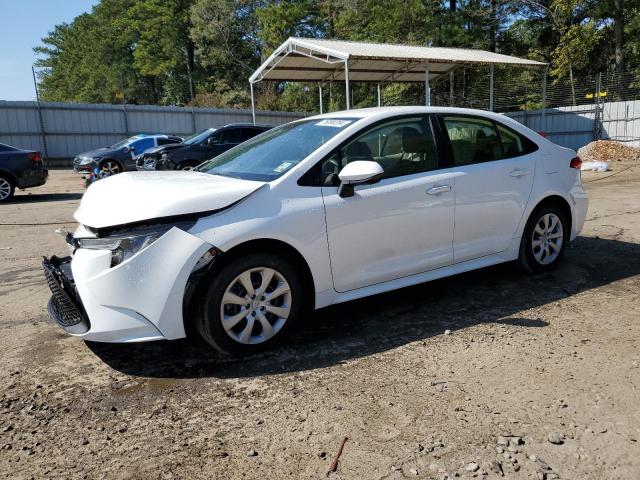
[100,161,121,175]
[0,178,11,200]
[531,213,564,265]
[220,267,292,345]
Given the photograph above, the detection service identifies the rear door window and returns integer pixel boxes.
[240,128,263,142]
[442,116,502,166]
[217,129,242,145]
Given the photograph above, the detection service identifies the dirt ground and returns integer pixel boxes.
[1,167,639,480]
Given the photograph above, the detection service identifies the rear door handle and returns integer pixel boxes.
[510,168,530,178]
[426,185,451,195]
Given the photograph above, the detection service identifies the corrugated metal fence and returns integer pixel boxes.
[2,98,637,166]
[0,101,305,167]
[505,99,640,151]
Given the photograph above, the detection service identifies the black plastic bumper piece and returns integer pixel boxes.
[42,256,90,334]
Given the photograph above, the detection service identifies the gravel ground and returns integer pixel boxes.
[1,168,639,479]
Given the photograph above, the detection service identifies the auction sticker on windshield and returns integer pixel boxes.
[274,161,293,173]
[315,119,352,128]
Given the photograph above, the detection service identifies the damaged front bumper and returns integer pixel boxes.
[42,256,90,334]
[43,227,213,343]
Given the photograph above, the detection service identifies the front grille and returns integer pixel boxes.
[42,257,88,332]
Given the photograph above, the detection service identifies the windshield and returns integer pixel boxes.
[198,118,355,181]
[109,136,140,149]
[184,129,216,146]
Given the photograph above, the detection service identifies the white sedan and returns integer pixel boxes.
[43,107,588,356]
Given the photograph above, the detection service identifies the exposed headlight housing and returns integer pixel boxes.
[143,158,157,170]
[76,221,195,267]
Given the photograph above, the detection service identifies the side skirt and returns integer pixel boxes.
[315,239,521,308]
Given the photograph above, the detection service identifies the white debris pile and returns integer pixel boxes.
[581,161,610,172]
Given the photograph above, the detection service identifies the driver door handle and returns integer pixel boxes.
[510,168,530,178]
[426,185,452,195]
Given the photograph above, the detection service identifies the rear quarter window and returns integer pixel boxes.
[496,123,538,157]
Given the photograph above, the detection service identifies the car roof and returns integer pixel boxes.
[306,106,509,121]
[219,123,272,129]
[133,133,176,138]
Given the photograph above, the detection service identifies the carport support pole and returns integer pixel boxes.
[489,64,494,112]
[377,83,381,107]
[318,84,323,114]
[541,67,548,127]
[31,65,49,164]
[425,64,431,107]
[344,61,350,110]
[250,82,256,125]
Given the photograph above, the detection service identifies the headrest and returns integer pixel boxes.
[401,127,428,154]
[344,140,372,160]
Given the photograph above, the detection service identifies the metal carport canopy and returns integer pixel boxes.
[248,37,545,120]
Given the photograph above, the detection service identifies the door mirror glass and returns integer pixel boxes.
[337,161,384,197]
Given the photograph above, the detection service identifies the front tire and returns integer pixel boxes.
[0,175,15,202]
[195,253,304,356]
[99,159,122,175]
[518,205,568,273]
[178,161,199,171]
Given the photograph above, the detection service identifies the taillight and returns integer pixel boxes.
[538,131,548,138]
[570,157,582,169]
[27,152,42,162]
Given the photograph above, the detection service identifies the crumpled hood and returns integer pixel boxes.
[78,147,111,158]
[140,143,182,156]
[74,171,265,229]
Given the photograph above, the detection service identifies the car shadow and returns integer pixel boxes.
[12,192,83,203]
[86,235,640,379]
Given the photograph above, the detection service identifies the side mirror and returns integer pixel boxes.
[337,161,384,198]
[207,136,220,146]
[124,146,133,152]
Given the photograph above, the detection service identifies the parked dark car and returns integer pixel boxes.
[0,142,48,202]
[138,124,271,171]
[133,142,184,171]
[73,134,182,174]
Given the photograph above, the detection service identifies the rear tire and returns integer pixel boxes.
[0,175,15,202]
[195,253,304,357]
[178,161,200,171]
[517,205,568,274]
[99,159,122,175]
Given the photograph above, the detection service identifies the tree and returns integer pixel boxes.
[34,0,640,111]
[125,0,196,104]
[35,0,196,104]
[256,0,321,54]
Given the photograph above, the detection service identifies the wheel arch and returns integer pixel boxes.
[218,238,316,309]
[0,169,18,186]
[521,193,573,240]
[178,159,199,165]
[182,237,316,337]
